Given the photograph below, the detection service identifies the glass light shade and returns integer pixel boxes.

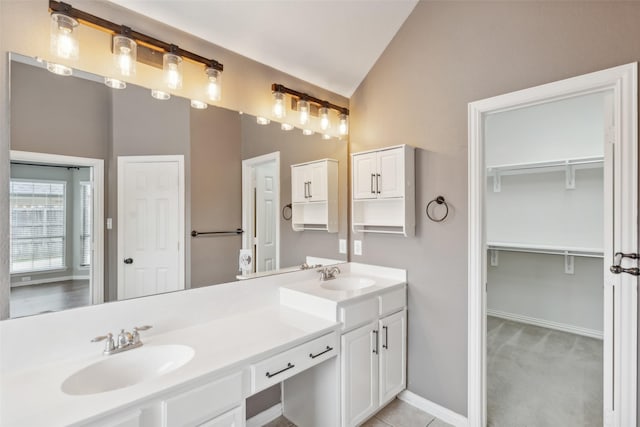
[319,107,330,131]
[50,13,79,60]
[113,35,137,77]
[151,89,170,100]
[46,62,72,76]
[206,68,222,101]
[322,134,332,140]
[256,117,271,125]
[281,123,294,131]
[298,99,310,125]
[302,129,314,136]
[191,100,208,109]
[338,113,349,136]
[272,91,286,119]
[104,77,126,89]
[163,52,183,90]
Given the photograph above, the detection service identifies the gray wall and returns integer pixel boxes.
[240,114,348,267]
[350,0,640,416]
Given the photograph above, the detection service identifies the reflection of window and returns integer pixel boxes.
[80,181,91,267]
[10,180,66,273]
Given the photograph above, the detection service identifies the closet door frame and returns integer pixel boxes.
[467,63,637,427]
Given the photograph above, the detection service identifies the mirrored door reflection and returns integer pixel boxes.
[484,91,607,426]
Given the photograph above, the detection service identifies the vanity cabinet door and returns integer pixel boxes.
[291,165,309,203]
[378,309,407,405]
[352,153,378,200]
[197,406,243,427]
[341,321,379,427]
[377,147,404,199]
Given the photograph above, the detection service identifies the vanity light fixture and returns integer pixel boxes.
[256,117,271,125]
[46,62,73,76]
[190,100,208,110]
[50,6,79,61]
[322,134,332,140]
[271,83,349,136]
[104,77,126,89]
[302,129,314,136]
[48,1,224,98]
[151,89,170,100]
[112,29,136,77]
[281,123,294,131]
[272,89,287,119]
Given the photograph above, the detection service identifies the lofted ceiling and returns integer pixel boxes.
[106,0,418,97]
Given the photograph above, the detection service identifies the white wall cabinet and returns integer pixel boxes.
[352,145,415,236]
[291,159,338,232]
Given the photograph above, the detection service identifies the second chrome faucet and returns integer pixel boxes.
[91,325,152,356]
[317,266,341,281]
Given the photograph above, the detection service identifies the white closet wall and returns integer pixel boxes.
[485,91,606,338]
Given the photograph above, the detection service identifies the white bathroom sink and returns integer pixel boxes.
[320,277,375,291]
[61,344,194,396]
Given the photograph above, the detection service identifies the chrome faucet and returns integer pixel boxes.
[300,262,322,270]
[317,266,341,281]
[91,325,152,356]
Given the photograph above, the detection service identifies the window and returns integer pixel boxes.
[79,181,92,267]
[10,180,66,273]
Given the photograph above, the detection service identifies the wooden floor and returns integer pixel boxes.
[10,279,90,318]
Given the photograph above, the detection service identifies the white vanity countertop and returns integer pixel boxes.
[1,305,339,427]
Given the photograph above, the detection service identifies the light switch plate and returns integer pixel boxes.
[354,240,362,256]
[106,218,113,230]
[339,239,347,254]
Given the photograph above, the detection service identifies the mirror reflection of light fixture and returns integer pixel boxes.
[50,12,79,61]
[206,67,222,102]
[298,99,310,125]
[338,113,349,136]
[272,90,286,119]
[322,134,332,140]
[256,117,271,125]
[281,123,294,131]
[190,100,208,109]
[319,106,330,131]
[302,129,314,136]
[104,77,126,89]
[151,89,170,100]
[113,31,136,77]
[163,46,183,90]
[46,62,73,76]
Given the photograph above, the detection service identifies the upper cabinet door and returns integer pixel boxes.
[291,165,309,203]
[377,148,404,198]
[353,153,378,200]
[308,161,328,202]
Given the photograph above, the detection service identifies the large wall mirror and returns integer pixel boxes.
[7,53,348,319]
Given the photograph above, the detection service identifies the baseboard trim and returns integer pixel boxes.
[487,309,603,340]
[10,275,90,288]
[398,390,468,427]
[246,403,282,427]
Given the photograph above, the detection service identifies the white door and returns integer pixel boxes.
[308,161,328,202]
[379,310,407,405]
[377,148,404,198]
[291,165,308,203]
[341,322,379,427]
[352,153,378,200]
[255,161,277,272]
[117,155,185,300]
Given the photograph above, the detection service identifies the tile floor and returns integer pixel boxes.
[263,398,453,427]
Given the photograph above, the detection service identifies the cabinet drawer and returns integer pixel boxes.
[339,297,378,331]
[162,372,243,427]
[379,287,406,317]
[251,332,338,393]
[197,406,243,427]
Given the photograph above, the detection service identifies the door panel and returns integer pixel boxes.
[377,148,404,198]
[256,161,277,272]
[379,310,406,405]
[309,162,328,201]
[353,153,378,200]
[291,165,308,203]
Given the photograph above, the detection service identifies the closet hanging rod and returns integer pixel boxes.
[487,157,604,173]
[191,229,244,237]
[487,242,603,259]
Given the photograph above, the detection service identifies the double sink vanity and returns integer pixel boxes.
[0,262,407,427]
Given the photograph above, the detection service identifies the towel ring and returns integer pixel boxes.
[426,196,449,222]
[282,203,292,221]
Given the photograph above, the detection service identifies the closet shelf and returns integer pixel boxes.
[487,242,603,258]
[487,155,603,176]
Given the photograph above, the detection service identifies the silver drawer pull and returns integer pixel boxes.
[309,345,333,359]
[265,362,295,378]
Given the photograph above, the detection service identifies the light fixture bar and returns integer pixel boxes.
[48,1,223,72]
[271,83,348,115]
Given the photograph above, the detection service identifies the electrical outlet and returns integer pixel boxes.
[354,240,362,256]
[106,218,113,230]
[339,239,347,254]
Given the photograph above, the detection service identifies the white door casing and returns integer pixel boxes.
[255,161,277,272]
[467,63,637,427]
[117,155,185,300]
[9,150,105,306]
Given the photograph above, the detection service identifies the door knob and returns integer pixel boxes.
[124,258,134,264]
